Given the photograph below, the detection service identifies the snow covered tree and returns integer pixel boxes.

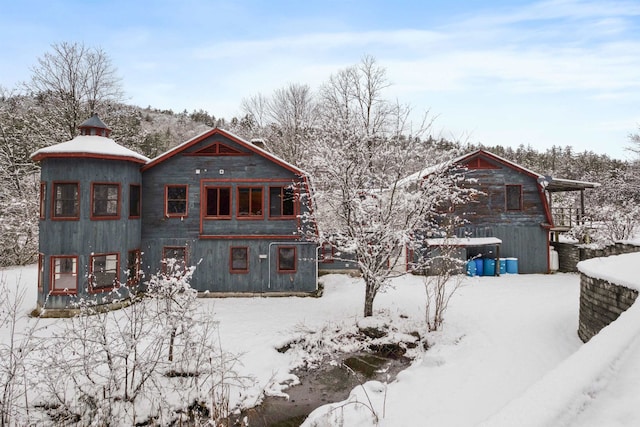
[0,90,43,266]
[0,275,39,425]
[305,56,472,317]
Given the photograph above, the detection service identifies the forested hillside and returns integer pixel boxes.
[1,42,638,267]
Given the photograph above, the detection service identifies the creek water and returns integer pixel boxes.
[230,352,411,427]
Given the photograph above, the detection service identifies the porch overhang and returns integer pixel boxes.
[543,177,600,193]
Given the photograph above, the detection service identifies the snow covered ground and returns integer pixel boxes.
[2,261,640,426]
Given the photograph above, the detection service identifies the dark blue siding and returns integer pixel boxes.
[141,132,317,293]
[39,158,143,308]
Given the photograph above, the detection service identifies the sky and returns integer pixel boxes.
[1,0,639,160]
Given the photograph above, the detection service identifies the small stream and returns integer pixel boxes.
[230,352,411,427]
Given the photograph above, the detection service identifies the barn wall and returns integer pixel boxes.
[141,132,317,293]
[454,156,550,273]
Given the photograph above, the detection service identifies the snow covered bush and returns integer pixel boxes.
[571,202,640,245]
[30,264,245,426]
[592,203,640,243]
[0,274,38,426]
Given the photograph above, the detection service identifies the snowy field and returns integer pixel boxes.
[2,262,640,426]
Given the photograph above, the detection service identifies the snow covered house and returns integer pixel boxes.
[32,115,318,313]
[408,149,599,274]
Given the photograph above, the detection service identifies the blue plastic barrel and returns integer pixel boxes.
[474,258,484,276]
[499,258,506,275]
[466,260,477,277]
[506,258,518,274]
[483,258,496,276]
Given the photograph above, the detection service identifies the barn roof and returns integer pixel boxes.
[141,127,309,177]
[401,149,600,192]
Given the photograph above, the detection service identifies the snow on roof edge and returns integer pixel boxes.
[30,135,150,163]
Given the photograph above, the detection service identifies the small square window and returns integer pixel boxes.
[52,183,79,219]
[127,250,141,285]
[92,183,120,218]
[230,247,249,273]
[38,253,45,292]
[163,246,187,275]
[321,242,334,263]
[238,187,263,217]
[166,185,188,217]
[506,185,522,211]
[278,247,296,272]
[90,253,119,291]
[51,256,78,294]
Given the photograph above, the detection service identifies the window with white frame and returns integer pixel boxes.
[51,256,78,293]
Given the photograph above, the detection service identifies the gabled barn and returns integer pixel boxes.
[140,127,318,295]
[412,149,598,274]
[31,116,318,314]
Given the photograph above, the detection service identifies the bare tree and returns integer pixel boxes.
[26,42,123,140]
[240,83,317,166]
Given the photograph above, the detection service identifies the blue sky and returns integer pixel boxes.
[1,0,639,159]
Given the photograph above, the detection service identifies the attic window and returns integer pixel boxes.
[465,157,499,169]
[189,142,247,156]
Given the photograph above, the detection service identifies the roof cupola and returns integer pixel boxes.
[79,114,111,137]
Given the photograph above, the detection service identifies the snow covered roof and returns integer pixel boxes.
[142,127,310,177]
[30,135,150,164]
[426,237,502,247]
[399,149,600,193]
[396,159,454,187]
[545,177,601,192]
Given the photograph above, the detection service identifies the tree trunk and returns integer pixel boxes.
[364,279,376,317]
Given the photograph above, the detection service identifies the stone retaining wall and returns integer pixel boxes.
[553,242,640,273]
[578,273,639,342]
